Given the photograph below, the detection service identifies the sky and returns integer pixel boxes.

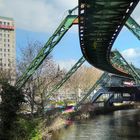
[0,0,140,70]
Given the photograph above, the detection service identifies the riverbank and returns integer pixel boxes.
[44,103,138,139]
[51,108,140,140]
[68,103,137,120]
[89,104,135,116]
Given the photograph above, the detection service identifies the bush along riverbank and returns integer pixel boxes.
[9,110,75,140]
[44,103,137,140]
[38,103,137,140]
[7,115,66,140]
[6,103,137,140]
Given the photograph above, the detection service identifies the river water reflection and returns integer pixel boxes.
[52,109,140,140]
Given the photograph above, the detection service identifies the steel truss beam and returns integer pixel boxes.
[75,49,140,109]
[126,16,140,40]
[45,56,85,99]
[16,8,140,89]
[16,15,77,89]
[111,50,140,84]
[75,72,108,110]
[78,0,139,77]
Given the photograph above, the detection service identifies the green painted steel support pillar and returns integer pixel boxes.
[16,15,78,89]
[15,11,140,89]
[75,49,140,110]
[126,16,140,40]
[75,72,109,110]
[45,56,85,100]
[112,50,140,84]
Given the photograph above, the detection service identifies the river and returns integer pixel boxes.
[52,109,140,140]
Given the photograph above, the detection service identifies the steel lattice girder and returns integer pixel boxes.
[111,50,140,84]
[45,56,85,99]
[75,49,140,109]
[16,15,77,89]
[126,16,140,40]
[16,11,140,89]
[75,72,108,110]
[79,0,139,77]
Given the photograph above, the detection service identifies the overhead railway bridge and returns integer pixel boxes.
[79,0,139,77]
[12,1,140,110]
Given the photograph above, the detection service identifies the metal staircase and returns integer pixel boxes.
[91,88,108,103]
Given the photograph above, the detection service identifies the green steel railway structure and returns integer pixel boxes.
[15,1,140,109]
[78,0,139,77]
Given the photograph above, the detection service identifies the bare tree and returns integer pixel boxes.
[63,65,102,103]
[17,41,64,116]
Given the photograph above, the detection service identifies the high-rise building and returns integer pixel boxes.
[0,16,16,84]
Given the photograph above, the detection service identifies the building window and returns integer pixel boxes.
[4,49,6,52]
[8,49,10,52]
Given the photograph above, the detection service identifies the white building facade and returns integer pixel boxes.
[0,16,16,83]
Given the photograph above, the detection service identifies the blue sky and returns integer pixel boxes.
[0,0,140,69]
[16,25,82,70]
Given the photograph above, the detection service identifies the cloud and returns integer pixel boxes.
[1,0,139,33]
[55,59,77,70]
[0,0,78,33]
[121,48,140,67]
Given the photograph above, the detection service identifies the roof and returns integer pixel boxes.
[0,16,14,21]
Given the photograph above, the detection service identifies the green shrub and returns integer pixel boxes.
[11,118,42,140]
[0,83,24,139]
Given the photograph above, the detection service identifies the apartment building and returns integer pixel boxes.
[0,16,16,83]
